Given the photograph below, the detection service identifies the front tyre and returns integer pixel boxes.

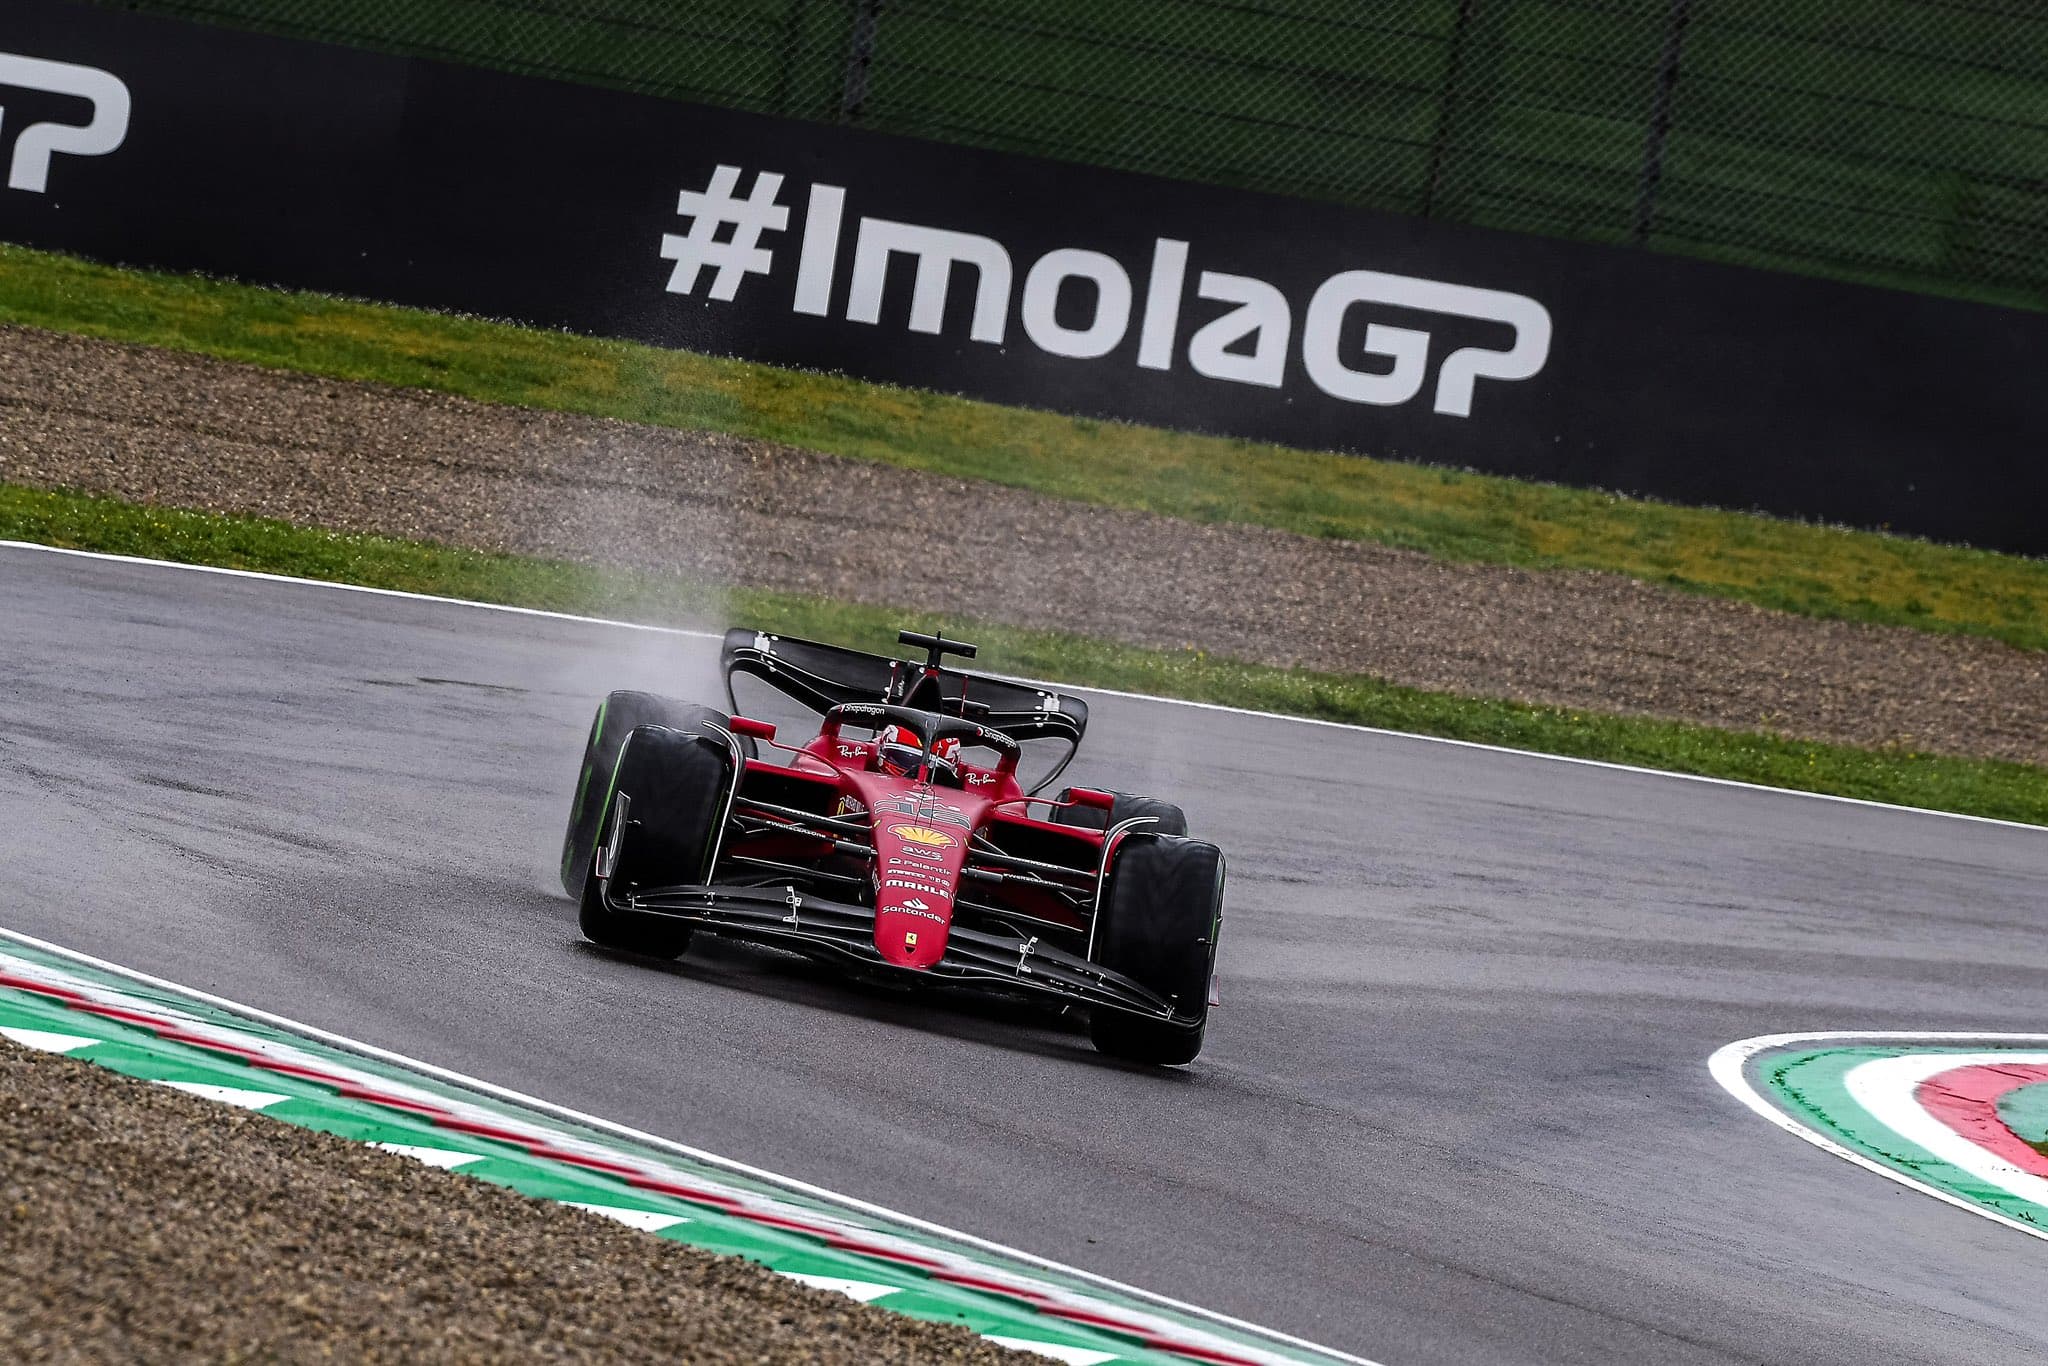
[1088,834,1224,1066]
[578,723,734,960]
[561,692,742,896]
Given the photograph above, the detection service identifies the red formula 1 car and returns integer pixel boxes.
[559,629,1225,1064]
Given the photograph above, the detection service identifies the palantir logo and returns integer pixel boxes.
[657,163,1552,418]
[0,53,130,194]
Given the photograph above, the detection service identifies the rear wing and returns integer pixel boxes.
[719,630,1088,787]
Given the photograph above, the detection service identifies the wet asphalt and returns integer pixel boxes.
[3,543,2045,1365]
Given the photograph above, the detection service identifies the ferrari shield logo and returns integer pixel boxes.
[904,931,919,948]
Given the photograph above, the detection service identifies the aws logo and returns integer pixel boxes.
[0,53,130,194]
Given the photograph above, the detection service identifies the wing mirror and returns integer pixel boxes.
[1065,787,1116,811]
[728,716,777,742]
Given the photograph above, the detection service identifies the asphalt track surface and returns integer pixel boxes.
[4,543,2046,1365]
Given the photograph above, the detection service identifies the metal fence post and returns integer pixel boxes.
[1422,0,1479,218]
[774,0,808,114]
[1632,0,1695,244]
[839,0,883,123]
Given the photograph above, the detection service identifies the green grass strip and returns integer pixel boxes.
[2,242,2041,652]
[6,481,2041,827]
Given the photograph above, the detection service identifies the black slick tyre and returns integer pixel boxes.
[1088,833,1224,1065]
[1051,789,1188,837]
[578,723,734,960]
[561,692,744,896]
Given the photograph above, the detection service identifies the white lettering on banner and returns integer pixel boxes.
[1304,270,1553,417]
[658,164,790,301]
[792,182,845,316]
[1135,238,1188,371]
[1188,270,1291,389]
[1020,248,1132,359]
[0,53,130,194]
[657,165,1552,417]
[847,217,1011,343]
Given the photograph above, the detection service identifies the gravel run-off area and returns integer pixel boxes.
[0,1040,1033,1363]
[0,324,2040,766]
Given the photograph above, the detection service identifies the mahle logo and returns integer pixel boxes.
[0,53,130,193]
[658,164,1551,417]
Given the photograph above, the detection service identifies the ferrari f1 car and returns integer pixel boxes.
[560,629,1225,1064]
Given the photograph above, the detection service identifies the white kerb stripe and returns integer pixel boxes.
[985,1338,1120,1365]
[1842,1051,2048,1212]
[565,1202,691,1232]
[1708,1031,2048,1244]
[373,1142,490,1170]
[782,1273,904,1303]
[0,1026,102,1053]
[156,1081,296,1110]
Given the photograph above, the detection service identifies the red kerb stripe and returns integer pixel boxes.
[2,971,1250,1365]
[1915,1063,2048,1182]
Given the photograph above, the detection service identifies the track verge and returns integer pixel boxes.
[0,926,1379,1366]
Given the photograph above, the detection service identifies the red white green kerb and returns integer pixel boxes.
[0,929,1376,1366]
[1712,1031,2048,1240]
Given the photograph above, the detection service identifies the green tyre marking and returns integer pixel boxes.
[561,695,610,882]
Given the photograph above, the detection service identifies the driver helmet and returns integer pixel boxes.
[874,725,960,782]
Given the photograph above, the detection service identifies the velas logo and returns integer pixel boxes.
[658,164,1551,419]
[889,824,956,850]
[0,53,130,194]
[1714,1031,2048,1242]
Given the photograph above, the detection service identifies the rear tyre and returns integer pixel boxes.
[1051,789,1188,837]
[1088,834,1224,1066]
[578,724,734,960]
[561,692,744,897]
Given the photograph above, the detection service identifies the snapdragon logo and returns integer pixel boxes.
[658,164,1551,417]
[0,53,129,193]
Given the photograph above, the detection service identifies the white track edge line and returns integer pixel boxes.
[7,538,2038,834]
[0,540,713,637]
[0,923,1384,1366]
[1707,1030,2048,1244]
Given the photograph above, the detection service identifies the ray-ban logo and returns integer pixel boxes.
[0,53,130,194]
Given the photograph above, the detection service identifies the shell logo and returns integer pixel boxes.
[889,824,956,850]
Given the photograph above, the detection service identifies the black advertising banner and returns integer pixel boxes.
[3,0,2043,553]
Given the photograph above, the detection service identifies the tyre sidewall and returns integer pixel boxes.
[562,692,739,896]
[578,723,734,959]
[1089,833,1223,1064]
